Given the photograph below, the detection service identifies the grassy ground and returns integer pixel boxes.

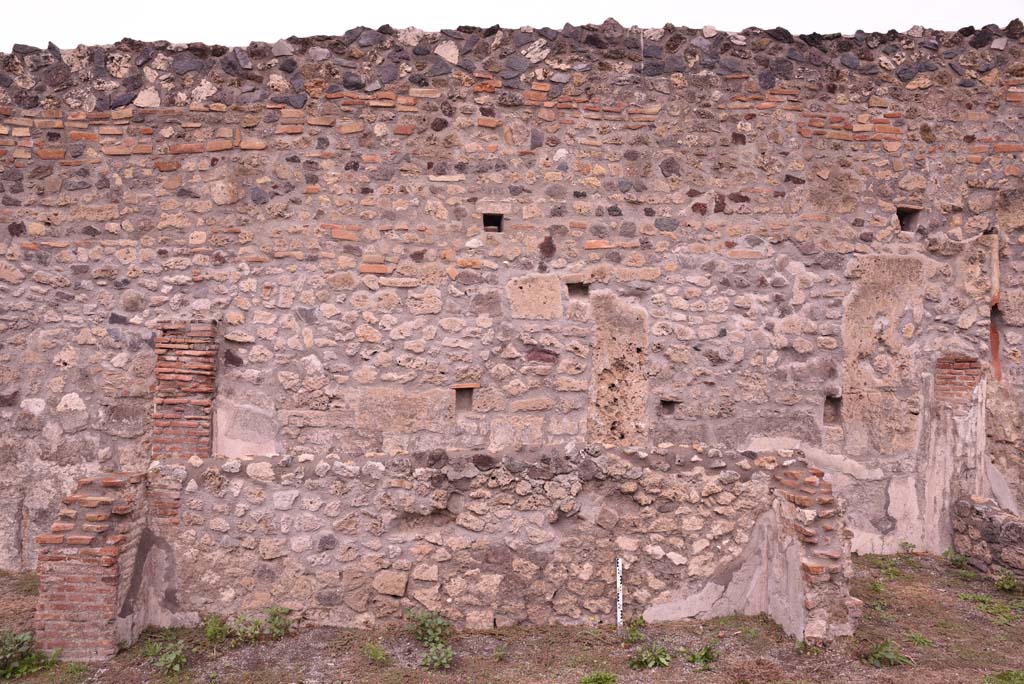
[4,554,1024,683]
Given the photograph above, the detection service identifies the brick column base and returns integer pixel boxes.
[34,474,146,661]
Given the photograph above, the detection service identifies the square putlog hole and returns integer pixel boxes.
[658,399,678,416]
[482,213,504,232]
[897,206,922,232]
[455,387,474,412]
[567,282,590,299]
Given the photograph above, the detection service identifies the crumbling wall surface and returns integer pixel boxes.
[588,291,649,446]
[643,452,858,643]
[841,364,991,556]
[987,281,1024,508]
[168,444,854,642]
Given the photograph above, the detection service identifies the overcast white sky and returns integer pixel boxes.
[3,0,1022,51]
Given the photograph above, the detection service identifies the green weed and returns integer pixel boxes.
[407,610,452,647]
[986,672,1024,684]
[203,615,231,648]
[624,616,646,645]
[229,615,264,646]
[360,641,389,664]
[959,593,1024,625]
[942,549,970,569]
[628,642,671,670]
[421,642,454,671]
[862,640,913,668]
[580,672,617,684]
[147,639,186,676]
[996,573,1020,594]
[0,631,57,680]
[958,569,981,582]
[906,632,933,647]
[262,606,292,640]
[683,643,718,671]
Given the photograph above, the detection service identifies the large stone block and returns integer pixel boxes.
[488,415,544,450]
[214,396,280,458]
[355,388,448,434]
[372,570,408,597]
[505,274,563,320]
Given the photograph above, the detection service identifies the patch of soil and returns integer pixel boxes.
[0,569,38,633]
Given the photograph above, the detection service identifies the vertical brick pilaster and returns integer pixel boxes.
[150,320,218,521]
[149,321,217,524]
[152,320,218,461]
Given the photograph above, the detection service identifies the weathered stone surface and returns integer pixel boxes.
[998,188,1024,230]
[133,87,160,108]
[0,261,24,283]
[259,538,288,560]
[1001,289,1024,327]
[210,180,245,205]
[588,292,648,446]
[214,393,280,457]
[505,274,563,319]
[246,462,275,482]
[372,570,408,597]
[434,41,459,64]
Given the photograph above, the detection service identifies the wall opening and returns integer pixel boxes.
[454,387,474,412]
[658,399,678,416]
[823,394,843,426]
[897,206,922,233]
[482,213,504,232]
[567,282,590,299]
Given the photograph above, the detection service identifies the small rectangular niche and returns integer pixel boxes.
[823,394,843,426]
[897,206,922,232]
[658,399,679,416]
[567,282,590,299]
[482,213,504,232]
[453,383,479,412]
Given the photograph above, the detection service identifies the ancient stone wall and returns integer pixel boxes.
[167,445,857,643]
[1,17,1024,651]
[953,496,1024,575]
